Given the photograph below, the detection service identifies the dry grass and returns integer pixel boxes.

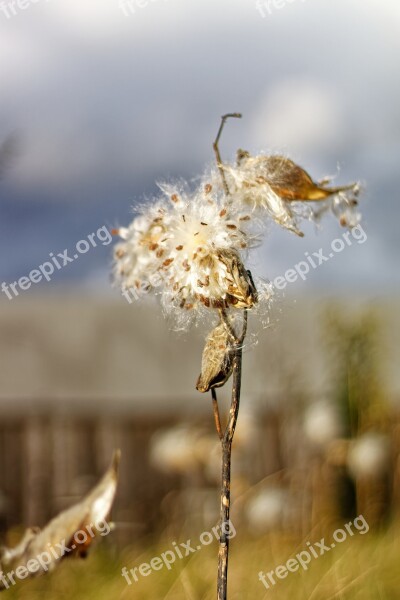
[3,524,400,599]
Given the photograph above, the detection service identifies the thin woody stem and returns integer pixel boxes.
[212,388,223,441]
[238,308,248,345]
[218,308,238,344]
[224,345,243,444]
[212,111,245,600]
[218,307,248,346]
[211,309,247,442]
[213,113,242,196]
[216,309,247,600]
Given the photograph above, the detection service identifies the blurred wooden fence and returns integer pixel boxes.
[0,412,177,542]
[1,403,399,545]
[0,404,286,542]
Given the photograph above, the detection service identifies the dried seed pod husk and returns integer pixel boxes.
[196,323,234,393]
[0,450,120,588]
[236,150,359,201]
[217,249,258,309]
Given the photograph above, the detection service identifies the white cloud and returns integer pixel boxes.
[249,80,344,156]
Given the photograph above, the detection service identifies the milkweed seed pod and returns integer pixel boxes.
[0,450,120,588]
[114,183,258,319]
[236,150,359,202]
[196,323,234,393]
[113,124,363,329]
[227,150,361,233]
[216,249,258,308]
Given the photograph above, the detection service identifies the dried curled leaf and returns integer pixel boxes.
[0,450,120,590]
[236,150,359,202]
[196,323,234,393]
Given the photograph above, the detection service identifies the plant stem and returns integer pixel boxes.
[213,113,242,196]
[217,433,232,600]
[212,113,246,600]
[212,388,223,441]
[215,310,247,600]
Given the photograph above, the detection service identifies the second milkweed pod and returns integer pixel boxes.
[235,150,359,202]
[196,324,234,393]
[0,450,120,588]
[225,153,305,237]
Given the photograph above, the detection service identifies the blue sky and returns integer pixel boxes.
[0,0,399,296]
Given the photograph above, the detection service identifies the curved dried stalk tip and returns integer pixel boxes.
[214,113,242,195]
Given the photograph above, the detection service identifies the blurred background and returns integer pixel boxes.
[1,0,400,597]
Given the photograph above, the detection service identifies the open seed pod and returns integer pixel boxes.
[236,150,359,202]
[0,450,120,591]
[196,323,235,393]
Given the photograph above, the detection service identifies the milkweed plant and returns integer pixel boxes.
[112,113,362,600]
